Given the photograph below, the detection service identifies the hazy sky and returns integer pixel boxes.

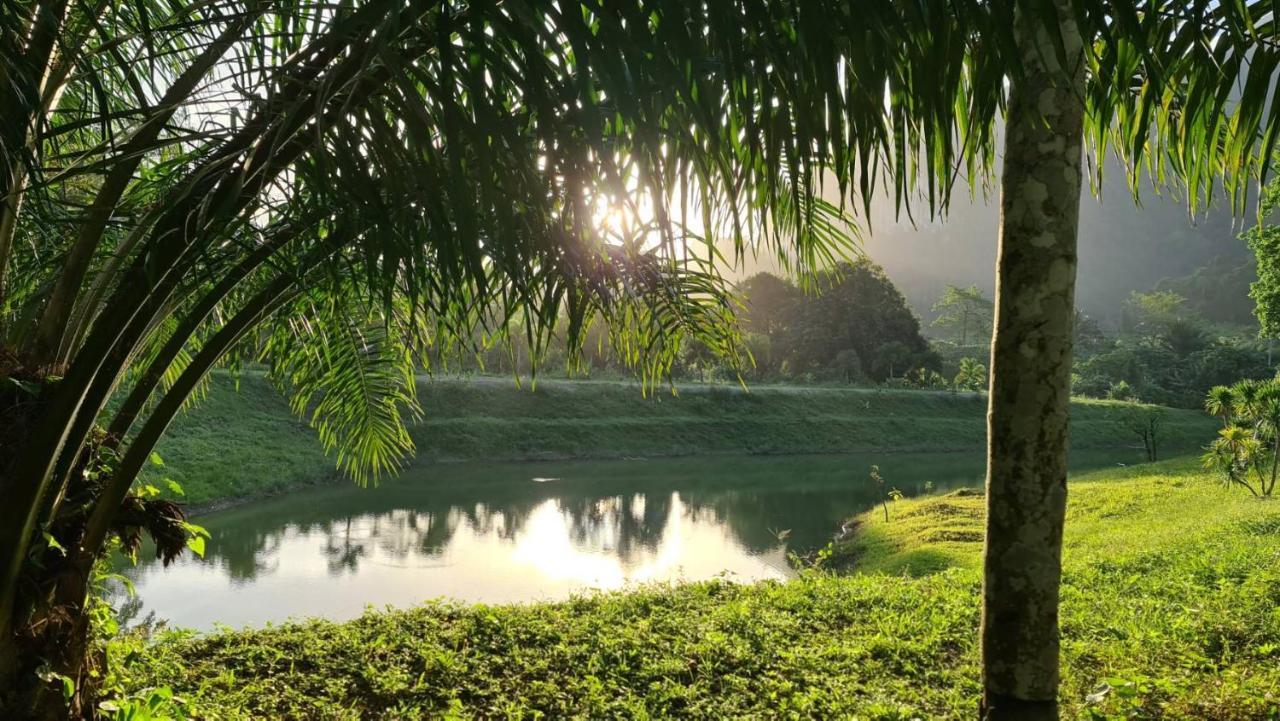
[734,157,1250,327]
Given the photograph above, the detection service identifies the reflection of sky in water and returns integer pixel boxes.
[116,451,1132,631]
[122,492,792,631]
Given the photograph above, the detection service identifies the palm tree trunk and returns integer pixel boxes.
[980,2,1085,719]
[102,219,313,444]
[16,275,303,721]
[82,283,299,556]
[0,3,422,643]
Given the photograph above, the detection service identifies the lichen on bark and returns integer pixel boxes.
[980,1,1086,719]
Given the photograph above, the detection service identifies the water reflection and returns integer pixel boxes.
[117,451,1131,630]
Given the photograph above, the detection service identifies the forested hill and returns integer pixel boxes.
[737,157,1255,328]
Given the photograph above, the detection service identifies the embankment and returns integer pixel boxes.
[150,371,1216,504]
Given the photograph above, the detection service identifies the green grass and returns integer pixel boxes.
[152,370,1215,505]
[111,458,1280,719]
[142,373,334,507]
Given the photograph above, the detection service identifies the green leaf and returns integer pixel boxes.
[165,478,185,497]
[5,377,40,396]
[42,532,66,556]
[149,451,165,467]
[186,536,206,558]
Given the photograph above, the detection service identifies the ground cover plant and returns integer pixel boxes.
[107,458,1280,719]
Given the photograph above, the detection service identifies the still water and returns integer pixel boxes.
[117,451,1133,630]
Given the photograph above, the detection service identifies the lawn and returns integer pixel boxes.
[151,370,1215,506]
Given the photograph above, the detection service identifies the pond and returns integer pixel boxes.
[116,450,1135,630]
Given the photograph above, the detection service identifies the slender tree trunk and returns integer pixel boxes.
[980,2,1085,720]
[1269,435,1278,495]
[0,169,23,310]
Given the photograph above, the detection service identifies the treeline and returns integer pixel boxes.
[1071,290,1274,408]
[444,259,1276,409]
[451,260,943,386]
[927,283,1276,409]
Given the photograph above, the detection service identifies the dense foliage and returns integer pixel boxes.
[930,285,994,346]
[438,261,940,385]
[1154,255,1257,327]
[1070,291,1273,408]
[5,0,1280,714]
[738,262,939,382]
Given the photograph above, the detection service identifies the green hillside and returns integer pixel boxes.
[150,371,1216,505]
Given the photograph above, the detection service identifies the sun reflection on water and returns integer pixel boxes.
[120,489,793,630]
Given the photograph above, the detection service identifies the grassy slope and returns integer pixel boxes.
[143,373,334,506]
[831,458,1280,717]
[115,459,1280,719]
[153,370,1215,504]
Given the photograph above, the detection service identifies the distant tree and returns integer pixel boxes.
[954,357,988,392]
[1124,290,1187,337]
[737,273,803,376]
[930,284,993,345]
[676,340,719,383]
[789,260,938,382]
[1155,255,1258,327]
[907,367,950,389]
[827,349,865,384]
[872,341,914,379]
[1106,380,1137,401]
[1118,404,1165,462]
[740,332,775,381]
[1161,319,1211,357]
[1074,330,1272,409]
[1106,381,1165,461]
[738,273,802,338]
[1202,379,1280,497]
[1073,310,1108,358]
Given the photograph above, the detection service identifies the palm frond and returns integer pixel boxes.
[262,292,421,486]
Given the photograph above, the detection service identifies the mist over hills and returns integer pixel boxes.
[736,160,1258,331]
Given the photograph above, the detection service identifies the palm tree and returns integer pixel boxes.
[1204,425,1267,497]
[1206,385,1236,427]
[1207,378,1280,497]
[0,1,1276,718]
[953,357,987,392]
[931,285,993,346]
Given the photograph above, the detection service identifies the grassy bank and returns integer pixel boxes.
[111,458,1280,719]
[151,370,1216,505]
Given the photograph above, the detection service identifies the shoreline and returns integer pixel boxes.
[182,444,1153,518]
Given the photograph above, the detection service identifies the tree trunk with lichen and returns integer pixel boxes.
[980,2,1085,720]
